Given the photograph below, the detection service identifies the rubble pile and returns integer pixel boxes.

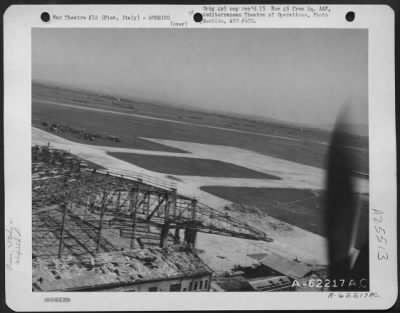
[32,246,212,291]
[41,121,121,142]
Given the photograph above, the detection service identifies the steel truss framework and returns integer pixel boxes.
[32,146,272,259]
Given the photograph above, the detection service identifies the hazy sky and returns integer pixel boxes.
[32,28,368,127]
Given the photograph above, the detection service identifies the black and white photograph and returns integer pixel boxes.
[3,4,397,311]
[31,27,370,292]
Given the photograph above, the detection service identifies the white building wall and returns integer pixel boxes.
[106,274,212,292]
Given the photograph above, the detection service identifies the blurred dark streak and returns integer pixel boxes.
[325,115,369,291]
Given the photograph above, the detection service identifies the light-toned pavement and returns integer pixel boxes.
[32,127,368,268]
[33,98,368,153]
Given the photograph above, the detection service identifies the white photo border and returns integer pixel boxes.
[4,4,397,311]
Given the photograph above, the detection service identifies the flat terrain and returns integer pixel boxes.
[32,83,370,267]
[200,186,368,249]
[107,152,280,179]
[32,83,369,173]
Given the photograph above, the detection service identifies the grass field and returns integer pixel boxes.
[32,83,369,173]
[33,83,337,142]
[32,95,368,172]
[201,186,368,249]
[107,152,281,179]
[32,83,368,145]
[34,121,188,153]
[32,83,370,265]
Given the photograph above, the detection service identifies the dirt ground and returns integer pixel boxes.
[107,152,280,179]
[201,187,369,249]
[33,127,369,268]
[32,95,369,173]
[31,84,369,271]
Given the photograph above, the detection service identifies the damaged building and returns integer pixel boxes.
[33,247,212,292]
[32,145,271,292]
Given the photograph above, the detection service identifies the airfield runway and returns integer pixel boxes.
[34,98,362,149]
[32,127,368,269]
[31,83,369,271]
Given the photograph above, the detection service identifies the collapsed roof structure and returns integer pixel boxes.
[32,145,271,291]
[33,247,212,292]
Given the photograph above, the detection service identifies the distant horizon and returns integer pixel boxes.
[32,80,368,136]
[32,28,368,130]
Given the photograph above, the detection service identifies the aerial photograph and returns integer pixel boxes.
[31,28,369,292]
